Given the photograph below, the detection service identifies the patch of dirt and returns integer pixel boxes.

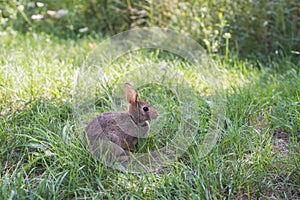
[235,188,300,200]
[273,129,289,158]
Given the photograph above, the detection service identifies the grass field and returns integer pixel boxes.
[1,32,300,199]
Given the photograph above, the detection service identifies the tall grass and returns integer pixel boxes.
[1,0,299,60]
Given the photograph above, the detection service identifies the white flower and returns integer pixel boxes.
[79,27,89,33]
[201,7,207,12]
[31,14,43,20]
[47,10,57,17]
[0,32,8,36]
[36,2,44,7]
[17,5,24,12]
[223,33,231,39]
[57,9,68,18]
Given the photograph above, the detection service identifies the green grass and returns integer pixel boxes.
[1,32,300,199]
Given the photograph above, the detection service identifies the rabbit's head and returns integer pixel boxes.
[125,83,158,124]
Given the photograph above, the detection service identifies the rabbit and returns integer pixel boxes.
[84,83,159,163]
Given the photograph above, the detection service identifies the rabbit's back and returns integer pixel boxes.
[85,112,138,151]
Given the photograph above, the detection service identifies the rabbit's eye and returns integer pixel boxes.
[143,106,149,112]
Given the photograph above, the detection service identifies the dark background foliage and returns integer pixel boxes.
[1,0,299,61]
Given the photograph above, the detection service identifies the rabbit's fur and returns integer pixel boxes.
[84,83,158,161]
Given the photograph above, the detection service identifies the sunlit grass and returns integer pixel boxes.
[1,33,299,199]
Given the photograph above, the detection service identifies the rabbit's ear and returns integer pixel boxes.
[125,83,137,104]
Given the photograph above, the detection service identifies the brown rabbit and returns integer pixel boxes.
[84,83,159,163]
